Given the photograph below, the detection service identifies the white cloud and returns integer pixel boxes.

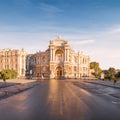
[65,26,120,69]
[71,39,95,45]
[89,49,120,69]
[37,3,63,13]
[0,25,120,69]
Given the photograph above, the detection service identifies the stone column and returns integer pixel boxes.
[53,49,55,61]
[66,49,69,62]
[65,49,67,61]
[52,49,53,61]
[52,49,54,61]
[66,49,68,61]
[50,49,52,61]
[64,49,66,61]
[66,49,67,61]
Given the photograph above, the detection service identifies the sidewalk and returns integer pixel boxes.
[84,79,120,89]
[0,79,39,99]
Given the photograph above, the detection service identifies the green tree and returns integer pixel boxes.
[103,70,110,79]
[90,62,102,78]
[115,71,120,78]
[108,67,116,80]
[103,67,116,80]
[0,69,18,79]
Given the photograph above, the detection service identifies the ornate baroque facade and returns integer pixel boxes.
[26,36,90,79]
[0,48,26,77]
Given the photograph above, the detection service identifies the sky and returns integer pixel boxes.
[0,0,120,69]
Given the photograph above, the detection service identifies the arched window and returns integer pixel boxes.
[55,49,64,63]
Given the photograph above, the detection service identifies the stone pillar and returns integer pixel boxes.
[65,49,67,61]
[52,49,53,61]
[53,49,55,61]
[50,49,53,61]
[50,48,53,61]
[66,49,69,62]
[65,49,66,61]
[68,49,69,62]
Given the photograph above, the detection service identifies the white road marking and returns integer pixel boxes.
[112,101,118,104]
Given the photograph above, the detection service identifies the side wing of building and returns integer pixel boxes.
[0,48,26,78]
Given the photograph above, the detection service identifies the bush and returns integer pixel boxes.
[0,69,18,79]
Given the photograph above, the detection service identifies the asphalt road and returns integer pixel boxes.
[0,80,120,120]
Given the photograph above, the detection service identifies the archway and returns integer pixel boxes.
[56,66,63,79]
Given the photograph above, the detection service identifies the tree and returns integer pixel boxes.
[103,70,110,79]
[90,62,102,78]
[115,71,120,78]
[0,69,18,79]
[108,67,116,80]
[103,67,116,80]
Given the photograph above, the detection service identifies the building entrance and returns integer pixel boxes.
[56,66,63,79]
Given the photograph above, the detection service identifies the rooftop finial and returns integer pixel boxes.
[57,35,62,40]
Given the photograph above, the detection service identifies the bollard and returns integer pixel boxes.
[4,90,8,96]
[17,88,21,91]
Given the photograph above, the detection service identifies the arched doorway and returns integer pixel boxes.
[56,66,63,79]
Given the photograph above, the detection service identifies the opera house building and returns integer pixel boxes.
[26,36,91,79]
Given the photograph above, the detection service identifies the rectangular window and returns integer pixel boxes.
[74,66,77,71]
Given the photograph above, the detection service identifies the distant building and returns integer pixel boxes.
[0,48,26,77]
[26,36,91,79]
[100,72,104,80]
[115,69,120,73]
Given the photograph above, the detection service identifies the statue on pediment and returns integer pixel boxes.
[57,35,62,40]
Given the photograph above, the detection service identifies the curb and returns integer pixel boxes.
[0,81,39,100]
[84,81,120,89]
[0,83,21,89]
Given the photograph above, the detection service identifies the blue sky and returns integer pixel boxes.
[0,0,120,69]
